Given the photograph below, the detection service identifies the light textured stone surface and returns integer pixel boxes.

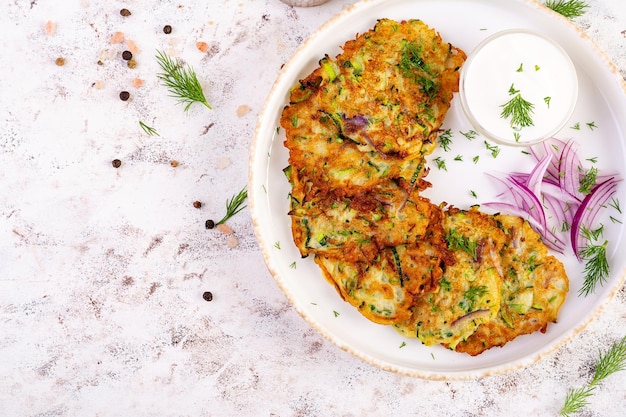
[0,1,624,416]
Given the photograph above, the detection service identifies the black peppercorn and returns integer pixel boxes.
[205,219,215,229]
[112,159,122,168]
[119,91,130,101]
[120,8,131,17]
[163,25,172,34]
[202,291,213,302]
[122,50,132,60]
[193,201,202,209]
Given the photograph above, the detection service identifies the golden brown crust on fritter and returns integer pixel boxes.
[394,207,507,348]
[281,18,466,193]
[452,215,569,355]
[289,180,445,263]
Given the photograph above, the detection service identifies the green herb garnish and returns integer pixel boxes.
[463,286,488,311]
[446,228,478,260]
[560,335,626,416]
[500,93,535,129]
[546,0,589,20]
[508,83,520,95]
[578,226,609,296]
[578,166,598,195]
[609,197,622,213]
[544,96,552,108]
[399,42,439,98]
[433,156,447,171]
[155,50,211,112]
[216,186,248,225]
[586,121,597,130]
[139,121,160,136]
[438,128,453,151]
[460,129,478,140]
[484,141,501,158]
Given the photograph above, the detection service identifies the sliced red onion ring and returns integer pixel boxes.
[558,139,584,202]
[485,138,620,258]
[570,178,620,260]
[526,153,552,197]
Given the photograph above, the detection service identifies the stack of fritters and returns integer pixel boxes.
[283,18,464,323]
[281,19,568,355]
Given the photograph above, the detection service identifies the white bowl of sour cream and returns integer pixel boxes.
[459,29,578,146]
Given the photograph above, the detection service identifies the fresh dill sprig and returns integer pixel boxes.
[438,129,453,151]
[591,336,626,384]
[139,121,160,136]
[433,156,447,171]
[399,42,439,98]
[460,129,478,140]
[609,197,622,213]
[579,240,609,295]
[500,93,535,129]
[216,186,248,225]
[155,50,212,112]
[484,140,501,158]
[446,228,478,260]
[544,96,552,108]
[578,166,598,195]
[560,335,626,416]
[578,225,609,296]
[561,386,594,416]
[463,285,488,310]
[546,0,589,20]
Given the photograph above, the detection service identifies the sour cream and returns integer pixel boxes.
[459,29,578,146]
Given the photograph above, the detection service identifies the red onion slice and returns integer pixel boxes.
[485,138,620,259]
[558,139,584,202]
[570,178,620,260]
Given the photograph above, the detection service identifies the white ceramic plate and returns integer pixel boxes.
[249,0,626,379]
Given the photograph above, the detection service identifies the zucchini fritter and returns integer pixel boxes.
[452,214,569,355]
[314,206,452,325]
[393,207,506,348]
[282,18,466,192]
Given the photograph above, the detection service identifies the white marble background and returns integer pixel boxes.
[0,0,624,416]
